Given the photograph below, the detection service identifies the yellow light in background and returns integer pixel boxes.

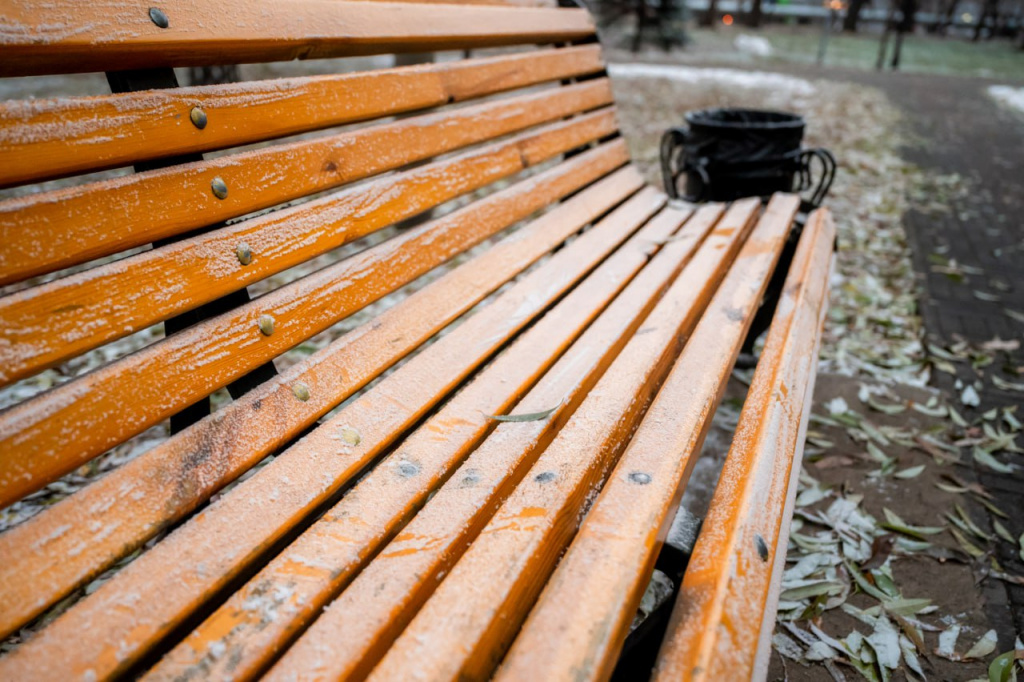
[961,12,973,21]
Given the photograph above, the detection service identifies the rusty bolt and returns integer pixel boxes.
[210,177,228,200]
[755,534,770,562]
[292,383,311,402]
[189,106,208,129]
[339,426,361,447]
[235,243,252,266]
[257,315,275,336]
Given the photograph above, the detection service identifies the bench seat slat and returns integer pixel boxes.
[0,177,650,682]
[359,0,558,6]
[652,210,835,682]
[0,167,644,642]
[0,104,617,386]
[490,194,801,682]
[0,1,594,77]
[0,45,603,188]
[263,203,722,682]
[368,197,764,681]
[0,77,612,287]
[0,140,628,510]
[147,189,672,682]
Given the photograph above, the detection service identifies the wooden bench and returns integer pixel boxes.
[0,1,835,679]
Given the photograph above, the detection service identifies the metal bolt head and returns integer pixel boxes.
[755,534,770,562]
[210,177,228,200]
[257,314,275,336]
[236,243,252,266]
[189,106,208,129]
[291,382,310,402]
[628,471,652,485]
[148,7,169,28]
[339,426,361,447]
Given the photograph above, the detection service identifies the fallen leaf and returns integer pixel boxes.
[936,623,961,660]
[948,526,986,559]
[988,649,1024,682]
[1004,308,1024,324]
[826,397,850,416]
[964,629,998,660]
[862,535,897,570]
[993,375,1024,393]
[974,447,1015,474]
[815,455,856,470]
[961,385,981,407]
[981,337,1020,352]
[485,402,561,423]
[993,519,1015,544]
[894,464,926,479]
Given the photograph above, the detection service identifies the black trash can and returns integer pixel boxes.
[660,108,835,207]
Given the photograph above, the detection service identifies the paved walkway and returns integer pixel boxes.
[755,61,1024,640]
[879,70,1024,640]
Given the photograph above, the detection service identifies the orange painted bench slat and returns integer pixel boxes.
[0,78,612,286]
[0,1,594,77]
[492,194,801,681]
[0,4,834,680]
[147,189,674,682]
[652,210,836,682]
[0,167,645,642]
[0,45,603,188]
[0,108,617,386]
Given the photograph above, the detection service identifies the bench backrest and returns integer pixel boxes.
[0,0,628,639]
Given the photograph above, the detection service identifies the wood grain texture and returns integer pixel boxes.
[652,209,834,682]
[0,104,616,385]
[0,77,613,286]
[0,168,644,642]
[264,204,721,682]
[146,189,667,682]
[358,0,557,6]
[0,1,594,77]
[0,45,603,188]
[0,160,639,682]
[493,194,801,682]
[369,198,762,682]
[0,140,629,511]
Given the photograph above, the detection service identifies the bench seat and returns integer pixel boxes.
[0,1,834,680]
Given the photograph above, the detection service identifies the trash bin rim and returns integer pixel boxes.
[684,107,805,131]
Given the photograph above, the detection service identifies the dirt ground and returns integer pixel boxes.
[766,375,1003,681]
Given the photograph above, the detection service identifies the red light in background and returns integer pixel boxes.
[722,14,734,25]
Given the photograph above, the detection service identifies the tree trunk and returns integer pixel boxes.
[973,0,996,40]
[699,0,718,27]
[187,65,240,87]
[938,0,959,35]
[842,0,870,32]
[746,0,764,27]
[876,0,897,69]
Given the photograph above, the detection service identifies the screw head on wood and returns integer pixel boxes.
[257,315,275,336]
[291,383,310,402]
[235,243,252,266]
[339,426,361,447]
[755,534,770,562]
[189,106,208,129]
[148,7,169,28]
[210,177,228,200]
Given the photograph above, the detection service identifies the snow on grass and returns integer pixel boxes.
[988,85,1024,115]
[607,63,815,98]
